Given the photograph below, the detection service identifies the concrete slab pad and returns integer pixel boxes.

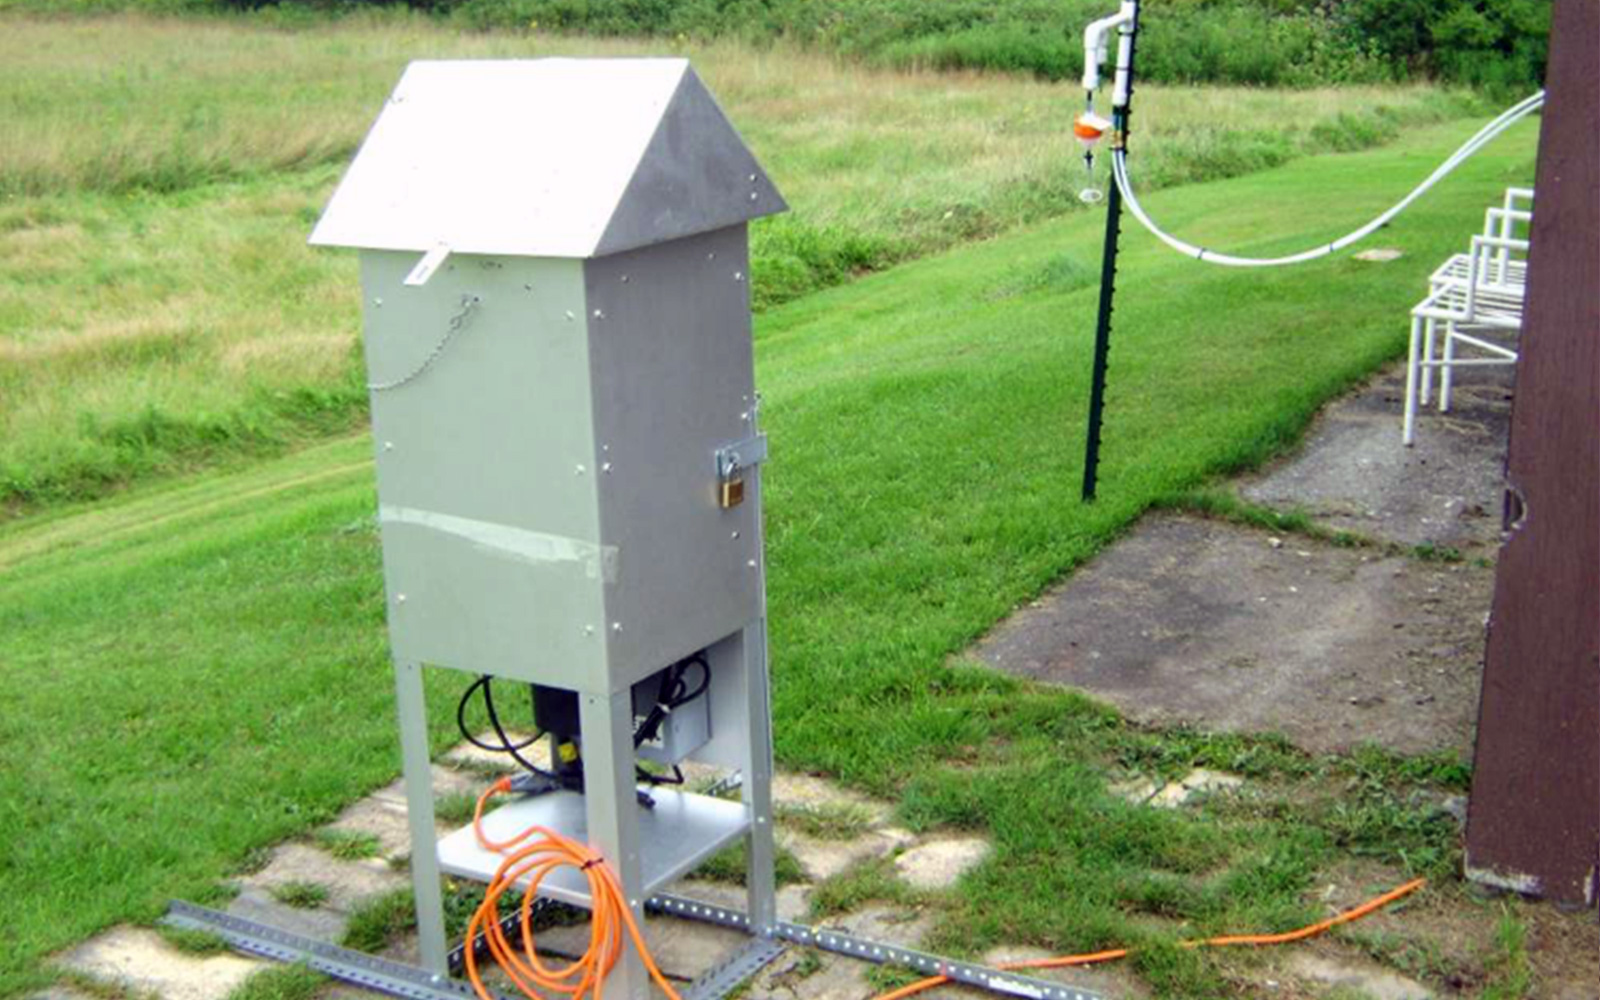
[784,827,914,882]
[773,772,894,825]
[1287,952,1434,999]
[974,514,1492,755]
[893,838,990,891]
[240,842,407,914]
[228,885,350,943]
[59,926,261,1000]
[1242,362,1513,549]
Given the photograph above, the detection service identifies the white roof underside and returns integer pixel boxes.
[309,58,786,259]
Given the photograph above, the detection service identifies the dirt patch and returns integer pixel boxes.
[974,514,1492,755]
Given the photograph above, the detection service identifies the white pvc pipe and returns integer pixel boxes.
[1112,90,1545,268]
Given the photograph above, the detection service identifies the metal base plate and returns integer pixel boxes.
[437,789,751,908]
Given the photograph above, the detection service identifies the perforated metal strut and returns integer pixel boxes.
[168,891,1108,1000]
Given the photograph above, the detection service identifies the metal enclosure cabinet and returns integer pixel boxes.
[310,58,788,996]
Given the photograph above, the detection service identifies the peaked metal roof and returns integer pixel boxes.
[309,58,787,259]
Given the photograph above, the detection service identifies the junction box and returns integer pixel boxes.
[309,57,788,995]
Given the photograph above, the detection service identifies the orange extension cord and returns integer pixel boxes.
[870,877,1428,1000]
[464,778,684,1000]
[465,776,1424,1000]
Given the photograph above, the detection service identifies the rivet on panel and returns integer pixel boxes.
[734,271,745,282]
[575,464,587,475]
[593,309,605,319]
[747,559,758,568]
[601,462,613,473]
[707,251,717,261]
[582,625,596,636]
[749,173,758,183]
[612,622,623,633]
[383,441,394,452]
[620,274,630,283]
[373,297,384,307]
[565,310,576,321]
[397,594,407,603]
[749,192,758,202]
[731,530,740,539]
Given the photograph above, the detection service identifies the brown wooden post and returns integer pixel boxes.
[1464,0,1599,908]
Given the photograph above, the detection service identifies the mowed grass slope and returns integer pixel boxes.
[0,120,1537,997]
[0,12,1486,510]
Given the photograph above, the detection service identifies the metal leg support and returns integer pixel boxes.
[579,689,650,1000]
[739,621,778,935]
[395,660,451,976]
[1404,314,1422,445]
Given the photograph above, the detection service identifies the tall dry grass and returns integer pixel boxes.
[0,12,1483,509]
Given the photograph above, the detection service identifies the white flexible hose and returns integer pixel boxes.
[1112,90,1545,267]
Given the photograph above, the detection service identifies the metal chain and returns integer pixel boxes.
[366,293,482,392]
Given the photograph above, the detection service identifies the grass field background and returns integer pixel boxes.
[0,13,1489,511]
[0,115,1540,998]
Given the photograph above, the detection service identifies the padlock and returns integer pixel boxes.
[719,474,746,509]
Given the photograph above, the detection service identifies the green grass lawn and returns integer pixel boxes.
[0,12,1488,512]
[0,118,1539,998]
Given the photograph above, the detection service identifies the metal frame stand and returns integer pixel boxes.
[386,619,782,1000]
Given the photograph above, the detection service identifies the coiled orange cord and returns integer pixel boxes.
[465,778,684,1000]
[870,877,1428,1000]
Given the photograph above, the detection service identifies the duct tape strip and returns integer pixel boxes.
[380,505,619,582]
[646,894,1105,1000]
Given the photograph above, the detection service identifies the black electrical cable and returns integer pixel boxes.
[457,676,541,752]
[456,675,558,780]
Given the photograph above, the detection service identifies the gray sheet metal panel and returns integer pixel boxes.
[585,225,764,690]
[360,251,611,688]
[594,68,787,258]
